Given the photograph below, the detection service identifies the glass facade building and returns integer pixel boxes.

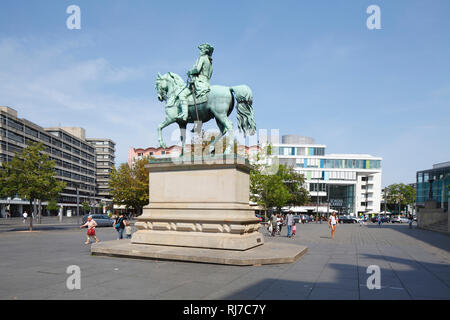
[416,161,450,210]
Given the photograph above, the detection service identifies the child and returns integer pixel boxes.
[125,221,132,239]
[292,221,296,237]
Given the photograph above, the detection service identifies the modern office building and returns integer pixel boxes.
[0,106,113,216]
[416,161,450,211]
[271,135,382,216]
[87,138,116,201]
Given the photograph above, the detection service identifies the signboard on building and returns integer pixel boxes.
[330,199,344,207]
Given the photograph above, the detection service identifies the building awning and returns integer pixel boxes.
[281,206,337,213]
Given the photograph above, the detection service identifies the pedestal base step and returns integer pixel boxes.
[131,230,264,251]
[91,240,308,266]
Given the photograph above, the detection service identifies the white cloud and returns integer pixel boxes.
[0,37,166,166]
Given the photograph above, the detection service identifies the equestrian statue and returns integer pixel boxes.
[155,43,256,155]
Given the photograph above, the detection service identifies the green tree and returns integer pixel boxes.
[81,201,91,214]
[98,202,104,213]
[109,158,149,215]
[385,183,415,214]
[251,156,309,216]
[276,164,309,207]
[0,142,66,230]
[46,199,59,215]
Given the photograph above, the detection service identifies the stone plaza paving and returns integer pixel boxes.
[0,221,449,300]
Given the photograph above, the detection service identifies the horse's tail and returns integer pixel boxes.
[230,85,256,136]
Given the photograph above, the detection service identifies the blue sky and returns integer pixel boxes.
[0,0,449,187]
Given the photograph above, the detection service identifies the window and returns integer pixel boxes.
[63,143,71,152]
[52,138,62,148]
[62,133,72,144]
[6,130,24,143]
[25,126,38,138]
[41,134,51,144]
[7,118,23,131]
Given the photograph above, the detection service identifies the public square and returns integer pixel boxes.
[1,220,449,300]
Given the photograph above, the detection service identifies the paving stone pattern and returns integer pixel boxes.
[0,221,449,300]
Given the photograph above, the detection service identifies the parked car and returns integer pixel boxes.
[371,216,390,223]
[391,216,409,223]
[391,216,401,223]
[293,215,301,223]
[338,215,358,224]
[399,217,410,223]
[81,214,114,227]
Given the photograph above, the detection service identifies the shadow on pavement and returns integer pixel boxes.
[221,252,450,300]
[366,224,450,255]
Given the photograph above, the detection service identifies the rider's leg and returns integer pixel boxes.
[179,99,188,121]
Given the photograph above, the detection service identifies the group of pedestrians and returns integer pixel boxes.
[267,211,340,240]
[268,211,297,238]
[80,213,133,245]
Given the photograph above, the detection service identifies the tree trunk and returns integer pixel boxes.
[38,199,42,224]
[29,199,33,231]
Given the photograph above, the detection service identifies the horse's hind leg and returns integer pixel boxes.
[222,117,235,154]
[208,116,227,154]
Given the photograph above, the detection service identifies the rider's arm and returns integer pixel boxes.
[188,56,205,76]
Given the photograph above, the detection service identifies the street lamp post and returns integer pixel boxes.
[327,183,330,219]
[316,177,320,222]
[76,184,79,225]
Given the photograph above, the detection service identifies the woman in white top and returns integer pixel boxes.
[328,212,338,239]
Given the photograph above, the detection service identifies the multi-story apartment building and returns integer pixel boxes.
[0,106,112,216]
[272,135,382,216]
[86,138,116,200]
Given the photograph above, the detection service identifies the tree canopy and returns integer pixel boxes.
[383,183,416,214]
[250,154,309,214]
[109,158,149,215]
[0,142,65,230]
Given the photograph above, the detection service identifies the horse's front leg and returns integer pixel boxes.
[157,118,174,149]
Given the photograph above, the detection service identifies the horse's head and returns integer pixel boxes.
[155,72,168,102]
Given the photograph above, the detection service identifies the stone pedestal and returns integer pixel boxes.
[132,159,264,251]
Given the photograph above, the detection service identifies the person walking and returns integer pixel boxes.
[114,213,127,240]
[80,215,100,244]
[277,214,283,235]
[328,212,338,239]
[408,215,413,229]
[292,220,296,237]
[124,221,132,239]
[271,213,278,237]
[286,211,294,238]
[22,211,28,224]
[378,215,383,227]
